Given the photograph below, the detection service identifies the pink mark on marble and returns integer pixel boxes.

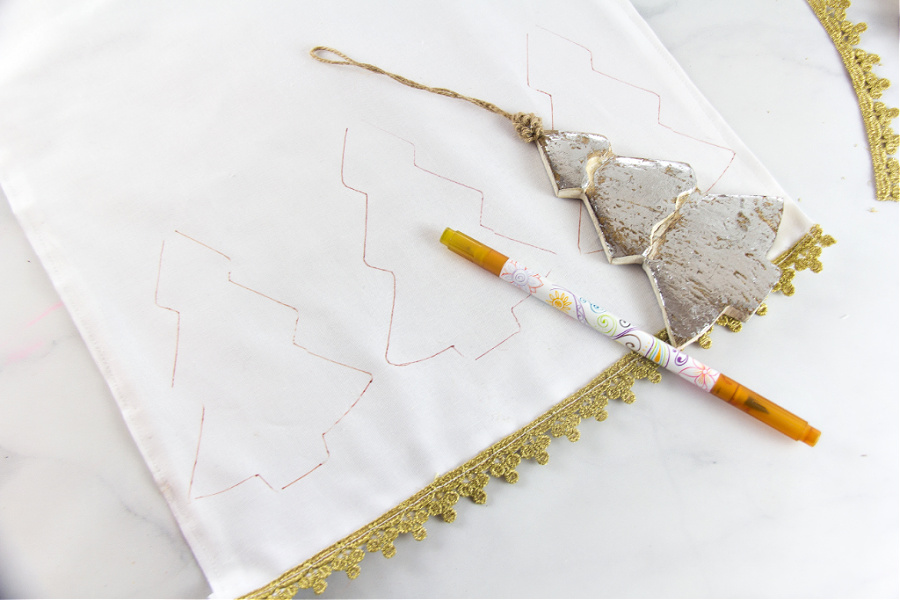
[25,301,63,328]
[3,340,45,364]
[1,301,64,366]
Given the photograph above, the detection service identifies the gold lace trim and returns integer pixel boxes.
[240,224,834,599]
[243,352,661,598]
[772,225,837,296]
[808,0,899,201]
[694,224,837,347]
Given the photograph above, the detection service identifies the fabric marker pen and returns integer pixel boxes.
[440,228,820,446]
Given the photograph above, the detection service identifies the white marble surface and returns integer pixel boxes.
[0,1,896,597]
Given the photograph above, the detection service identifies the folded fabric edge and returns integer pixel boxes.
[238,224,833,599]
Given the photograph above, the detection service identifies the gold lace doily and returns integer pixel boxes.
[807,0,899,201]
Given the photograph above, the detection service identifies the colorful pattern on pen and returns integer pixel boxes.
[499,259,720,392]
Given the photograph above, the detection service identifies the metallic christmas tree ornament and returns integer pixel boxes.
[537,130,784,347]
[310,48,788,348]
[642,193,783,347]
[538,131,697,264]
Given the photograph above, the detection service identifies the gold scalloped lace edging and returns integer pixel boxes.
[696,225,834,347]
[242,351,662,598]
[772,224,836,296]
[807,0,899,201]
[240,225,832,598]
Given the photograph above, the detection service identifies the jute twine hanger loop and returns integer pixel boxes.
[310,46,544,143]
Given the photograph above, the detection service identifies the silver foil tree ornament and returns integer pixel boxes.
[309,48,786,348]
[538,131,783,347]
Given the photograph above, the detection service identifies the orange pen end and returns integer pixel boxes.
[440,228,508,276]
[711,374,820,446]
[802,426,821,447]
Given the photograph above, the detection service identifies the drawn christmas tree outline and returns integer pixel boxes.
[155,231,373,498]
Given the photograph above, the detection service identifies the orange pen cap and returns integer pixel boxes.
[711,375,821,446]
[440,228,509,276]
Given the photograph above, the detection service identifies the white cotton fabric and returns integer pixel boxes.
[0,1,811,596]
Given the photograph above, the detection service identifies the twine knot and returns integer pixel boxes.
[310,46,546,144]
[512,112,544,143]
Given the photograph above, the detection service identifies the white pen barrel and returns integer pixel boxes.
[498,259,720,393]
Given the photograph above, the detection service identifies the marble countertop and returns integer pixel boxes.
[0,1,896,597]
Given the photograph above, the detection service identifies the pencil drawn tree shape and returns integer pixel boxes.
[340,125,530,364]
[526,27,736,185]
[527,30,783,347]
[156,233,372,497]
[538,131,784,347]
